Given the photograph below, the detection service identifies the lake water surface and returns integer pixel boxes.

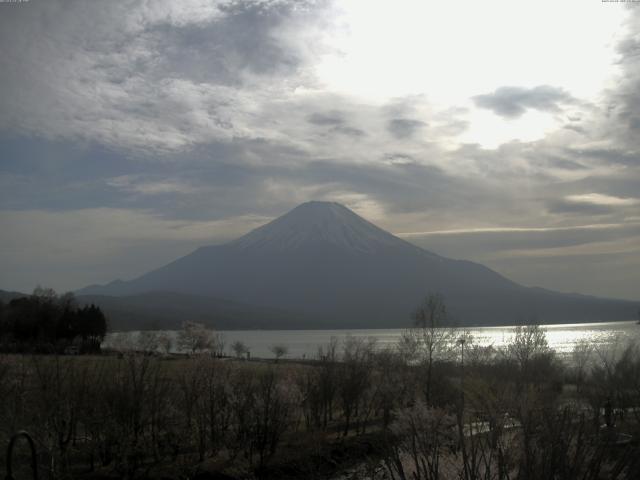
[104,320,640,360]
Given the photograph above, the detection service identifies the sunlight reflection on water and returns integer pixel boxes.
[104,321,640,360]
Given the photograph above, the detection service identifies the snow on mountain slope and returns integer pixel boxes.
[230,201,424,254]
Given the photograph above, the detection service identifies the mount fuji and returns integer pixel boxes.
[78,201,637,328]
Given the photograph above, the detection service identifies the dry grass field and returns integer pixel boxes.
[2,328,640,479]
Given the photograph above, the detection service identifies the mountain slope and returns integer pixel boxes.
[79,201,638,327]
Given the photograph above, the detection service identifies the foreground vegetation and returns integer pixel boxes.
[2,319,640,480]
[1,293,640,479]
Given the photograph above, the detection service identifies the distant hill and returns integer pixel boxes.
[1,288,309,331]
[77,201,638,328]
[0,289,28,303]
[77,291,310,331]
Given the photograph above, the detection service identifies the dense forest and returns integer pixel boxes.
[0,287,107,353]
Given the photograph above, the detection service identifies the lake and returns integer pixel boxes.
[104,320,640,361]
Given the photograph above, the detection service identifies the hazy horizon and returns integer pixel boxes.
[1,1,639,301]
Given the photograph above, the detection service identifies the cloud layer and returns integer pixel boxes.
[0,0,638,301]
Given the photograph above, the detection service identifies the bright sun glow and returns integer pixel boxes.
[460,109,559,148]
[316,0,627,148]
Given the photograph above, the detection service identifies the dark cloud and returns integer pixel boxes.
[387,118,426,139]
[571,148,640,167]
[155,1,321,86]
[407,224,640,259]
[547,158,588,170]
[0,133,495,224]
[563,124,587,135]
[307,110,367,137]
[473,85,574,118]
[546,200,612,216]
[610,9,640,144]
[307,111,345,126]
[330,126,366,137]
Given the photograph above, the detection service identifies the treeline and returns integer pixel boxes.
[0,287,107,353]
[2,327,640,479]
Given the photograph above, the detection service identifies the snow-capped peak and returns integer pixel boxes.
[229,201,410,253]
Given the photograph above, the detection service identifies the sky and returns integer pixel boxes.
[0,0,639,301]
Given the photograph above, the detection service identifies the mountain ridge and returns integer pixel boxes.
[77,201,637,328]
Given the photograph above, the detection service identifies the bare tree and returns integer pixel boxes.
[317,338,339,428]
[33,285,58,302]
[177,321,214,354]
[252,368,292,468]
[211,332,226,357]
[338,336,375,436]
[507,324,554,388]
[157,332,173,355]
[137,330,160,353]
[108,331,136,352]
[198,358,232,457]
[397,329,421,364]
[371,348,409,429]
[572,339,593,392]
[384,402,458,480]
[231,340,249,359]
[507,324,549,368]
[269,344,289,362]
[411,293,455,403]
[588,339,639,426]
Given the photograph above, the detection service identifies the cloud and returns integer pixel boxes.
[157,1,307,84]
[382,153,415,166]
[106,175,201,196]
[307,111,345,126]
[570,148,640,167]
[547,200,612,216]
[397,222,635,237]
[331,126,366,137]
[0,1,639,300]
[564,193,640,206]
[306,110,367,137]
[0,0,333,152]
[547,157,587,171]
[387,118,426,139]
[473,85,575,118]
